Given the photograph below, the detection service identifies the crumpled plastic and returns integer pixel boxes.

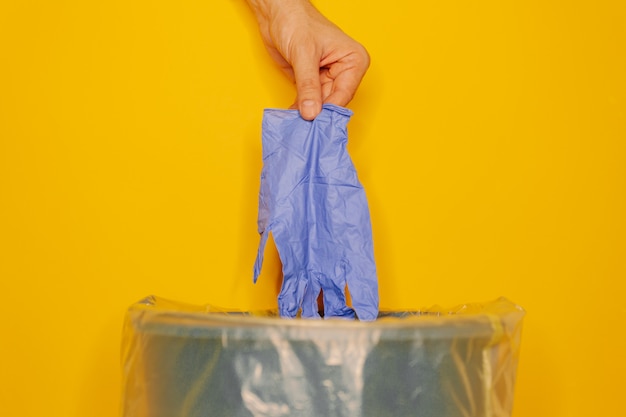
[253,104,379,321]
[120,296,526,417]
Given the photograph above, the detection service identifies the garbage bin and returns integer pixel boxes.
[120,296,524,417]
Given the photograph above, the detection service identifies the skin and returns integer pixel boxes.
[246,0,370,120]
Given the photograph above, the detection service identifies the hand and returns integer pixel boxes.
[246,0,370,120]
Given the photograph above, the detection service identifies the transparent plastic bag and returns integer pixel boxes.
[120,296,524,417]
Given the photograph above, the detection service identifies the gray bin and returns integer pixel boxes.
[121,296,524,417]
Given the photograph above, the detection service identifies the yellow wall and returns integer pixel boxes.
[1,1,624,416]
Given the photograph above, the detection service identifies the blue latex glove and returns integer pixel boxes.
[253,104,379,321]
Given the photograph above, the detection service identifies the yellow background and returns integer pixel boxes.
[1,1,624,416]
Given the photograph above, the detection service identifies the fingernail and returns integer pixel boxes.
[300,100,319,120]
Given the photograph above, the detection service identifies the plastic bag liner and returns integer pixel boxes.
[120,296,525,417]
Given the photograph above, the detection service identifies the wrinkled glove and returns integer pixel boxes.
[253,104,379,321]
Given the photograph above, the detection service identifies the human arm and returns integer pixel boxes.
[245,0,370,120]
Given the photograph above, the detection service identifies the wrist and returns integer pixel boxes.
[246,0,311,21]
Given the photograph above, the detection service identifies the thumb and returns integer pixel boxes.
[292,52,323,120]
